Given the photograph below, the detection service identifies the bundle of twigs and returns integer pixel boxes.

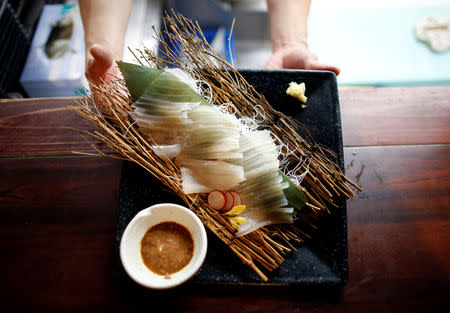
[72,12,360,281]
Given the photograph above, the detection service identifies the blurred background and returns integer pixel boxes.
[1,0,449,98]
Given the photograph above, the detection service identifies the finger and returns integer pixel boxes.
[87,44,114,83]
[264,55,283,69]
[85,58,95,81]
[309,61,340,76]
[90,44,114,68]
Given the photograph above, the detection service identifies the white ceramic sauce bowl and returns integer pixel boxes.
[120,203,207,289]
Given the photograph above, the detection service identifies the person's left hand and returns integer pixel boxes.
[85,43,129,115]
[264,43,340,75]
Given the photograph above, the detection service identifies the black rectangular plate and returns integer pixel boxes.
[113,70,347,286]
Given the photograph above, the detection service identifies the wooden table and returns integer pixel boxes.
[1,86,449,312]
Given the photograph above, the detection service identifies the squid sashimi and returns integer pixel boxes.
[177,105,245,193]
[118,62,307,235]
[235,130,293,236]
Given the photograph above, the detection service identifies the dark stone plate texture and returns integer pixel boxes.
[113,70,347,286]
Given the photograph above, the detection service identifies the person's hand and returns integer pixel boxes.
[264,43,340,75]
[85,43,129,116]
[85,43,122,86]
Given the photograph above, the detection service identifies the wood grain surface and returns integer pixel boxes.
[1,85,449,157]
[343,145,450,311]
[339,86,450,146]
[1,86,449,312]
[0,145,448,312]
[0,156,122,223]
[0,98,102,156]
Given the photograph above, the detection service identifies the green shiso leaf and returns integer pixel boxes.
[279,170,307,213]
[117,61,162,101]
[117,61,210,106]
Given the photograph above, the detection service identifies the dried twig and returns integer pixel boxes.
[70,11,359,281]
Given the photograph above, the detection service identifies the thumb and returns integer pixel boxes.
[264,55,283,69]
[309,60,340,76]
[86,44,114,83]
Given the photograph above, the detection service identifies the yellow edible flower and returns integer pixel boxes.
[229,216,247,229]
[225,205,246,216]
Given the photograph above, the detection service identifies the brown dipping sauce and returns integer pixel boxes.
[141,222,194,275]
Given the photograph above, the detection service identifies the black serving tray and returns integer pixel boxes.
[113,70,347,286]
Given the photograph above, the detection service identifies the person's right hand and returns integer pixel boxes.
[264,42,340,75]
[85,43,122,86]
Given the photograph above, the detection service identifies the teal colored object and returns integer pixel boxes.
[308,6,450,86]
